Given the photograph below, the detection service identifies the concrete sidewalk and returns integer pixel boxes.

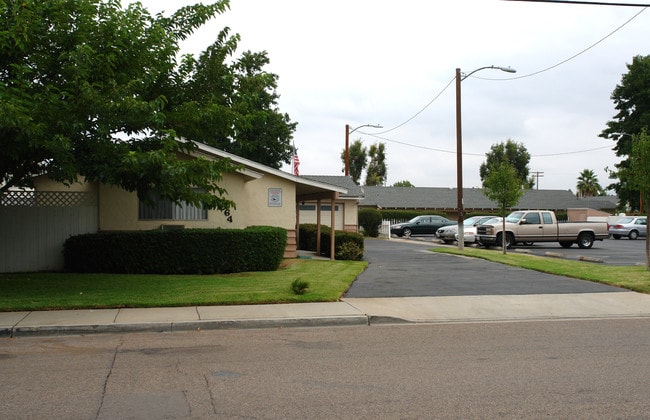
[3,291,650,337]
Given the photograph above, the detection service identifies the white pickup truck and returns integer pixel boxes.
[476,210,609,249]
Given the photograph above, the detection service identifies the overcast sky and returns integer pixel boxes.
[138,0,648,193]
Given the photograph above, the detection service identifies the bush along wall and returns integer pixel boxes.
[358,208,383,237]
[63,226,287,274]
[378,209,452,222]
[298,224,364,261]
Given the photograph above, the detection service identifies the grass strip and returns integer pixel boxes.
[0,259,368,312]
[433,247,650,294]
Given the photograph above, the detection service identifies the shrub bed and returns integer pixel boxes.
[63,226,287,274]
[298,224,364,260]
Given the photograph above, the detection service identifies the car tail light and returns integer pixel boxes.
[612,224,624,229]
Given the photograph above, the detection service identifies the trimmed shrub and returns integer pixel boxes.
[319,230,364,260]
[378,209,451,222]
[63,226,287,274]
[358,208,383,237]
[298,223,319,251]
[335,241,364,261]
[298,224,364,260]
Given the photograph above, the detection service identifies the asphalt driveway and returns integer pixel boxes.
[344,238,627,298]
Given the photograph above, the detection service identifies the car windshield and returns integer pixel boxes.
[408,216,424,223]
[482,218,501,225]
[506,212,524,223]
[463,217,480,226]
[616,217,634,224]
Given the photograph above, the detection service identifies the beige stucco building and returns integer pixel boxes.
[27,142,361,264]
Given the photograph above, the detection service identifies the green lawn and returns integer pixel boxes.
[0,259,368,312]
[433,247,650,294]
[3,247,649,312]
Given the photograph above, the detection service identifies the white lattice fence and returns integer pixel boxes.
[0,191,98,272]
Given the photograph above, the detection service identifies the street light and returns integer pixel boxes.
[345,123,383,176]
[456,65,516,251]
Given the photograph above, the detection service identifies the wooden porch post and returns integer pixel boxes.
[330,197,335,260]
[316,199,321,255]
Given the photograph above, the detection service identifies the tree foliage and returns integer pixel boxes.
[479,139,531,189]
[576,169,604,198]
[625,128,650,269]
[0,0,296,209]
[392,180,414,187]
[365,142,387,186]
[600,55,650,211]
[340,139,367,185]
[482,161,525,254]
[168,32,296,168]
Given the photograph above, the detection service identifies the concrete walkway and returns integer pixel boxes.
[3,292,650,337]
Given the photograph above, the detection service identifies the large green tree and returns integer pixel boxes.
[340,139,367,185]
[167,30,296,168]
[576,169,604,198]
[479,139,532,189]
[0,0,295,209]
[600,55,650,212]
[365,142,387,186]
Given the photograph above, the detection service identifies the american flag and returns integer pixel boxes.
[293,144,300,176]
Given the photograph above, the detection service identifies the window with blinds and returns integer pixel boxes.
[138,190,207,220]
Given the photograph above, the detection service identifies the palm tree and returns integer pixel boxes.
[576,169,603,198]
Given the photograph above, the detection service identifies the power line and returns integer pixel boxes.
[357,132,614,157]
[505,0,650,7]
[356,6,644,157]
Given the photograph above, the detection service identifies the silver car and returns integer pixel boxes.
[436,215,496,244]
[609,216,647,240]
[457,216,502,244]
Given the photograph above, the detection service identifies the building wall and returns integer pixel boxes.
[98,172,297,231]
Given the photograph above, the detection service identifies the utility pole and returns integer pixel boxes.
[531,171,544,190]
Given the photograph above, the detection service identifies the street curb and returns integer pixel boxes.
[4,316,371,338]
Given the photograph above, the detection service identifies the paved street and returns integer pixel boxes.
[3,319,650,419]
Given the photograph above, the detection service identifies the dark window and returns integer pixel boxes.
[525,212,541,224]
[320,205,339,211]
[138,190,207,220]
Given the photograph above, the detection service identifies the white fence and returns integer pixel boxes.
[379,219,409,239]
[0,191,98,272]
[379,220,392,239]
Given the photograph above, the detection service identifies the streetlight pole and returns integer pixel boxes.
[456,65,516,251]
[345,123,383,176]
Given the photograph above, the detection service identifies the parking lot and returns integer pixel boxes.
[399,235,647,266]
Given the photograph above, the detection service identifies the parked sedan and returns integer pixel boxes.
[609,216,647,240]
[391,215,454,238]
[436,215,496,244]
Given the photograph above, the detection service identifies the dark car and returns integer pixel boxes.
[390,215,455,238]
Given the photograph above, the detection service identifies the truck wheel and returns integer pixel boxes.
[629,230,639,240]
[577,232,594,249]
[497,232,514,249]
[559,241,573,248]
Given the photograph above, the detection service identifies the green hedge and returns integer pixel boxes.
[358,208,383,237]
[298,224,364,260]
[378,209,451,221]
[63,226,287,274]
